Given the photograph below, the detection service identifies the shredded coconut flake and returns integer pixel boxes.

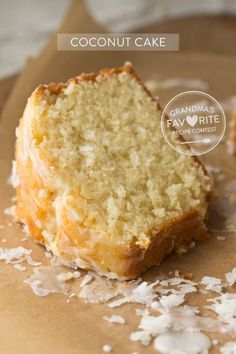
[102,314,126,324]
[207,293,236,331]
[103,344,112,352]
[154,330,211,354]
[57,271,81,282]
[14,264,26,271]
[24,266,71,297]
[79,276,119,304]
[201,276,222,293]
[159,294,185,311]
[22,223,30,235]
[80,273,94,288]
[4,206,15,217]
[0,246,31,263]
[25,255,42,266]
[225,267,236,287]
[8,160,20,188]
[220,341,236,354]
[109,281,158,308]
[130,330,151,346]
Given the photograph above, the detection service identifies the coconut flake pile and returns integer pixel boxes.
[0,243,236,353]
[0,245,236,354]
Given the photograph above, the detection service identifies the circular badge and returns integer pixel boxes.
[161,91,226,156]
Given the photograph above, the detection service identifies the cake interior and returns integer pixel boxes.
[29,70,210,247]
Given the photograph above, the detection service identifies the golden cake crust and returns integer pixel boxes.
[15,63,211,279]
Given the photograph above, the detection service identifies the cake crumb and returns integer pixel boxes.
[174,270,193,280]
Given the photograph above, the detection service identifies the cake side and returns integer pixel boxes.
[14,63,212,279]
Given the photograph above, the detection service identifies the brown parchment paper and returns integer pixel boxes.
[0,1,236,353]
